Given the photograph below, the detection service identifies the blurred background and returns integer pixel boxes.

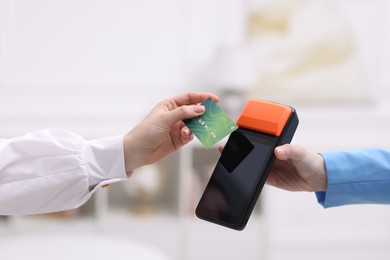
[1,0,390,259]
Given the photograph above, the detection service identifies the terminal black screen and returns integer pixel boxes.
[196,128,277,229]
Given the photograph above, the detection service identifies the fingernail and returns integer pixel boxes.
[275,147,285,156]
[194,105,205,113]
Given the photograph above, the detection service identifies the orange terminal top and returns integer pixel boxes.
[236,100,292,136]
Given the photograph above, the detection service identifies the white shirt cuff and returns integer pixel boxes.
[84,135,131,188]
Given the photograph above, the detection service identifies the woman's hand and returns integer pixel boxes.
[124,92,219,173]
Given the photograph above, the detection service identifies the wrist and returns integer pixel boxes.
[123,131,145,174]
[315,153,328,192]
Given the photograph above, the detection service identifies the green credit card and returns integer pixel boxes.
[184,98,238,148]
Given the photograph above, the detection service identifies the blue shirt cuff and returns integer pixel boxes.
[316,149,390,208]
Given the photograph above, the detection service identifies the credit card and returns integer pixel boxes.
[184,98,238,148]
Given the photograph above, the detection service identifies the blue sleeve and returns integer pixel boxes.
[316,148,390,208]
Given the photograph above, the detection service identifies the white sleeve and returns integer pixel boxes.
[0,129,130,215]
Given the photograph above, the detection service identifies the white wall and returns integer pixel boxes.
[330,0,389,96]
[1,0,389,132]
[0,0,248,137]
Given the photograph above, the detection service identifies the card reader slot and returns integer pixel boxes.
[236,100,292,136]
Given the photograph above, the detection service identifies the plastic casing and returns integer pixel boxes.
[196,100,299,230]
